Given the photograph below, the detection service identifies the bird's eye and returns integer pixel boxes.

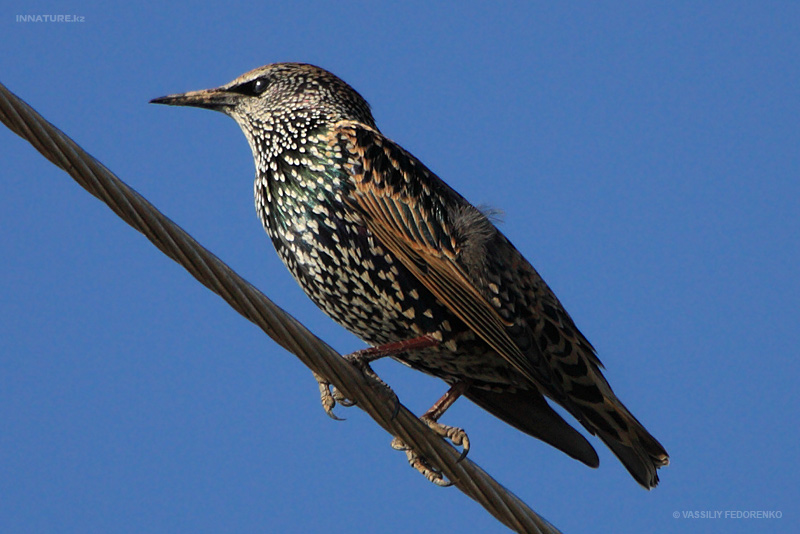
[251,78,269,95]
[230,77,271,97]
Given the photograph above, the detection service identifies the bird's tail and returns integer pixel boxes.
[579,394,670,489]
[555,352,668,488]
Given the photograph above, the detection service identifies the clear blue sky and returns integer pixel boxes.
[2,3,798,533]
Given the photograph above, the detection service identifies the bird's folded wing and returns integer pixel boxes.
[334,122,542,385]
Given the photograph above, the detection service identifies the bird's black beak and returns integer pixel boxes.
[150,87,237,111]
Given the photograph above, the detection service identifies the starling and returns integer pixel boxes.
[151,63,669,488]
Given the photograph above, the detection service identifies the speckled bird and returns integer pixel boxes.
[152,63,669,488]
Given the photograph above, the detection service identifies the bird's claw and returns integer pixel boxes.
[390,437,452,487]
[421,416,471,462]
[315,373,343,420]
[312,354,400,419]
[333,386,357,407]
[314,372,355,420]
[390,417,470,486]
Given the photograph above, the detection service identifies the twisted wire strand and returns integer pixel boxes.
[0,81,562,534]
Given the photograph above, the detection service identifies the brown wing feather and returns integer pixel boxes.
[335,122,543,387]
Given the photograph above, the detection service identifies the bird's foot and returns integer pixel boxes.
[391,436,452,487]
[314,335,439,419]
[313,352,397,420]
[389,380,471,485]
[421,380,471,459]
[314,371,355,421]
[390,416,470,481]
[420,416,471,462]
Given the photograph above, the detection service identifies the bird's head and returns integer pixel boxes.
[152,63,376,169]
[151,62,376,132]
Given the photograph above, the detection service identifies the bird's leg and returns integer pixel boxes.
[421,380,471,459]
[347,334,441,362]
[423,380,471,422]
[315,334,439,419]
[390,380,471,487]
[315,335,471,487]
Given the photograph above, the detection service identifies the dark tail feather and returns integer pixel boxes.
[466,387,599,468]
[581,400,669,489]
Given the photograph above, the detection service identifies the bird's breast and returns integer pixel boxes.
[253,163,521,389]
